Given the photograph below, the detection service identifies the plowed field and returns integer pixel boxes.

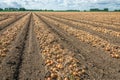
[0,12,120,80]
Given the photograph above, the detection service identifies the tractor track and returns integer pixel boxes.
[19,13,45,80]
[36,14,120,80]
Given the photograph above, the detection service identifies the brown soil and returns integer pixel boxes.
[0,12,120,80]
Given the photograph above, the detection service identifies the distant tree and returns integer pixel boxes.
[4,8,9,11]
[114,9,120,12]
[90,8,109,12]
[10,8,18,11]
[19,8,26,11]
[44,9,47,11]
[90,8,100,11]
[4,8,18,11]
[48,10,54,12]
[66,10,80,12]
[104,8,109,11]
[39,9,42,11]
[0,8,3,11]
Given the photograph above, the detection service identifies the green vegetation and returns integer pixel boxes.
[0,7,120,12]
[19,8,26,11]
[114,9,120,12]
[0,8,26,12]
[90,8,109,12]
[0,8,3,11]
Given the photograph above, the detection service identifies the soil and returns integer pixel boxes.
[0,12,120,80]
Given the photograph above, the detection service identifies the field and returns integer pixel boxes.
[0,12,120,80]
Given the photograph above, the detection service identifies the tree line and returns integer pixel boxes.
[90,8,109,12]
[0,8,26,11]
[0,7,120,12]
[0,8,55,11]
[90,8,120,12]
